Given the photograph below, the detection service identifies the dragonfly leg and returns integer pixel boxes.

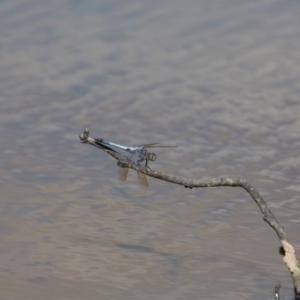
[135,157,145,167]
[145,161,153,171]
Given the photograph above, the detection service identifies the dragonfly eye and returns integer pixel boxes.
[148,153,156,162]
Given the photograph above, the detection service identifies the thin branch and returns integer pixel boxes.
[79,128,300,299]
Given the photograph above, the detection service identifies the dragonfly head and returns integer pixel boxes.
[147,152,157,162]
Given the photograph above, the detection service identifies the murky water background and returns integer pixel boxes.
[0,1,300,299]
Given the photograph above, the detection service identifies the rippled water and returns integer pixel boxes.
[0,1,300,299]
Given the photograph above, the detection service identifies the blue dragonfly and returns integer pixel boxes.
[94,138,176,187]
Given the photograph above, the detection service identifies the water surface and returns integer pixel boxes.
[0,1,300,299]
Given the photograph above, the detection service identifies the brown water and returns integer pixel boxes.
[0,1,300,299]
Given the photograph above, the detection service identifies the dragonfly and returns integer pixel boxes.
[94,138,176,187]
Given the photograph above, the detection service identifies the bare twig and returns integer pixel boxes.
[79,128,300,299]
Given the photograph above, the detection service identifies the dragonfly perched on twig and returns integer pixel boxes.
[94,138,176,187]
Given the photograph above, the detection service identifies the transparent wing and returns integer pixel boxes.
[136,170,148,188]
[118,166,129,182]
[136,143,177,149]
[118,154,131,182]
[118,158,148,188]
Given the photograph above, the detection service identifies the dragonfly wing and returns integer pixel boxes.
[135,143,160,148]
[118,166,129,182]
[136,170,148,188]
[118,154,132,182]
[135,143,176,148]
[145,145,177,148]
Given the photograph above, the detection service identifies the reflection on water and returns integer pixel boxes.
[0,0,299,299]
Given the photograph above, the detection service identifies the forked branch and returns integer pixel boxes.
[79,128,300,299]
